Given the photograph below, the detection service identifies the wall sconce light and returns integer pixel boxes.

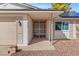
[18,20,22,26]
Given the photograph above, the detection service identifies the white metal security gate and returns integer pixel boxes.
[33,21,46,38]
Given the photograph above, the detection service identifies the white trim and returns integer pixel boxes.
[55,18,79,20]
[0,11,64,13]
[17,15,29,46]
[22,16,29,45]
[0,14,26,17]
[17,44,28,46]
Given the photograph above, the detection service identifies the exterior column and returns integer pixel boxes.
[23,15,29,46]
[49,20,51,41]
[49,20,53,41]
[50,20,54,41]
[46,20,52,41]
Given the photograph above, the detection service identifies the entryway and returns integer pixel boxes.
[18,38,55,51]
[33,21,46,38]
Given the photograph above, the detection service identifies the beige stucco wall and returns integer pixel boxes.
[17,15,33,45]
[0,17,16,45]
[46,13,62,40]
[54,19,70,39]
[53,19,79,39]
[17,17,23,44]
[28,15,33,43]
[75,20,79,39]
[52,13,79,40]
[46,13,63,40]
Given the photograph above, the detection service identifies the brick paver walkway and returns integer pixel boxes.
[12,39,79,56]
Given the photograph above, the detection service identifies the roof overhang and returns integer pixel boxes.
[0,9,64,20]
[0,9,64,13]
[27,10,64,20]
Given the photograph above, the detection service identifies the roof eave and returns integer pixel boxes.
[0,9,64,13]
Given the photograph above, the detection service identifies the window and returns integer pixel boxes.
[63,22,68,30]
[55,22,61,30]
[55,22,68,30]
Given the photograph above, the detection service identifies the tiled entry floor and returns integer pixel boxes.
[18,38,55,51]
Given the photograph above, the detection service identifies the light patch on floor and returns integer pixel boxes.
[18,38,55,51]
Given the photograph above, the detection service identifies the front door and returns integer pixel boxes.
[33,21,46,38]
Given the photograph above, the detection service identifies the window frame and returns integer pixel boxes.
[55,21,69,30]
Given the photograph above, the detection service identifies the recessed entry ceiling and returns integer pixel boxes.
[28,11,63,21]
[28,12,52,20]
